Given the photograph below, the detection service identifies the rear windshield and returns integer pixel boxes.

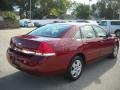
[28,24,71,38]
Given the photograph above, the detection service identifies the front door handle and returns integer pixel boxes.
[84,42,88,44]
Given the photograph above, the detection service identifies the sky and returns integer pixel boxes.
[72,0,98,5]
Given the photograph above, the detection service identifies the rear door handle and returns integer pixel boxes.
[99,40,104,42]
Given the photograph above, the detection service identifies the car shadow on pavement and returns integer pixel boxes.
[0,58,117,90]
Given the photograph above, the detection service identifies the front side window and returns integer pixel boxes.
[81,26,96,39]
[74,29,81,39]
[93,26,107,37]
[99,21,107,26]
[28,24,72,38]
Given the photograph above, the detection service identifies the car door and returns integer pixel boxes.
[110,21,120,34]
[80,25,101,62]
[92,25,114,56]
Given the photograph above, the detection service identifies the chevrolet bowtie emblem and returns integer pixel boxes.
[18,43,22,45]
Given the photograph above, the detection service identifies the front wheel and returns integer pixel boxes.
[115,31,120,39]
[66,56,84,81]
[110,45,119,58]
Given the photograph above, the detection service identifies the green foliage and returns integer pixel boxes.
[75,4,89,19]
[0,0,14,11]
[3,11,17,21]
[0,0,71,19]
[50,8,59,16]
[14,0,70,19]
[96,0,120,19]
[36,0,71,19]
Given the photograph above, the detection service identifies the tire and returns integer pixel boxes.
[66,56,84,81]
[115,31,120,38]
[110,44,119,58]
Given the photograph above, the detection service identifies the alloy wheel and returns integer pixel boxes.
[70,60,82,78]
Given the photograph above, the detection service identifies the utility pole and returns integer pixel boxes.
[89,0,92,19]
[111,1,116,19]
[30,0,31,19]
[118,9,120,19]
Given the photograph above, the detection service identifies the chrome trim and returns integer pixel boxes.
[22,49,36,54]
[14,47,56,56]
[35,53,56,56]
[42,53,56,56]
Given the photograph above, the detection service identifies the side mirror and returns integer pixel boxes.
[106,34,112,37]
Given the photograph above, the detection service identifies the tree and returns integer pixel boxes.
[91,4,98,17]
[0,0,14,11]
[3,11,17,21]
[0,0,71,19]
[74,4,89,19]
[34,0,71,19]
[96,0,120,19]
[14,0,70,19]
[14,0,38,19]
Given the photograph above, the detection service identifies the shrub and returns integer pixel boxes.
[3,11,17,21]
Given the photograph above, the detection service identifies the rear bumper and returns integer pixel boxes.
[7,48,66,75]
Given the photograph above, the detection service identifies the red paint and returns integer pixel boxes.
[7,23,119,75]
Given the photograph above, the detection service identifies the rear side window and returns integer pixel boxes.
[74,29,82,39]
[93,26,107,37]
[28,24,72,38]
[111,21,120,25]
[81,26,96,39]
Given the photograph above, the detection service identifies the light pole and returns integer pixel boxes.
[89,0,91,19]
[111,1,116,19]
[118,9,120,19]
[30,0,31,19]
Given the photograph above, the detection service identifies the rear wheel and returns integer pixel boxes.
[66,56,84,81]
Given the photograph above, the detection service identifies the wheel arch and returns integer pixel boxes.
[116,41,119,48]
[66,52,87,74]
[72,53,87,66]
[115,29,120,33]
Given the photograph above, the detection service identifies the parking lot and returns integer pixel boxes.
[0,28,120,90]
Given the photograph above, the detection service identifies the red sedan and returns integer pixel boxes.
[7,23,119,80]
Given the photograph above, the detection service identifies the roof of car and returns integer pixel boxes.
[47,22,98,26]
[101,20,120,21]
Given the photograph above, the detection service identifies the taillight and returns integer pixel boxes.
[36,42,56,56]
[12,41,56,56]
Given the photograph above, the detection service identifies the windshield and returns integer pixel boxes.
[28,24,72,38]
